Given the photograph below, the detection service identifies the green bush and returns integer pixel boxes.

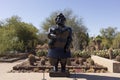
[90,49,120,59]
[79,51,91,58]
[72,50,91,58]
[92,50,109,58]
[36,50,48,57]
[71,50,81,57]
[113,49,120,58]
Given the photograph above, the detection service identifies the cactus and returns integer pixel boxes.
[86,67,95,73]
[40,56,46,65]
[86,58,94,65]
[28,54,36,65]
[33,68,39,72]
[108,48,113,59]
[100,69,106,73]
[115,55,120,62]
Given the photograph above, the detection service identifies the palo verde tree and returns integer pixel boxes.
[41,9,89,50]
[112,32,120,49]
[0,16,39,53]
[100,26,117,49]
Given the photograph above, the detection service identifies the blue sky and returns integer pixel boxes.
[0,0,120,36]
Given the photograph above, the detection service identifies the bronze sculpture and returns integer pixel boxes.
[47,13,72,73]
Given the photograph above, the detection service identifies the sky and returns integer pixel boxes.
[0,0,120,36]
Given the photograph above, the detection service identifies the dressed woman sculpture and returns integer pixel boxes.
[47,13,72,72]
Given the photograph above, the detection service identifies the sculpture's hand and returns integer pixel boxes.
[50,34,56,38]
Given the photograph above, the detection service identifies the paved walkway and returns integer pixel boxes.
[0,59,27,73]
[0,59,120,80]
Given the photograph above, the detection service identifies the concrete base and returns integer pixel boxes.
[49,70,70,77]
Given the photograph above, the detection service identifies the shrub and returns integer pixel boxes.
[113,49,120,58]
[72,50,91,58]
[71,50,81,58]
[80,51,91,58]
[93,50,109,58]
[36,50,48,57]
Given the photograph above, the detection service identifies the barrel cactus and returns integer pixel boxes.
[28,54,36,65]
[115,55,120,62]
[86,58,94,65]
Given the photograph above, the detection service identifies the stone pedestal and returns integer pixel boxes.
[49,70,70,77]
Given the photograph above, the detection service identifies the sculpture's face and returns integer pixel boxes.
[55,13,66,26]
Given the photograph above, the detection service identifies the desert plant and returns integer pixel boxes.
[86,58,94,65]
[80,51,91,58]
[86,67,95,73]
[113,49,120,58]
[94,50,109,58]
[75,58,80,65]
[74,58,84,65]
[72,50,91,58]
[115,55,120,62]
[108,48,113,59]
[33,68,39,72]
[40,56,46,65]
[36,50,48,57]
[72,50,81,57]
[28,54,36,65]
[100,69,107,73]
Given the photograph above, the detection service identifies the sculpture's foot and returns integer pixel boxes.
[53,66,58,72]
[61,66,66,72]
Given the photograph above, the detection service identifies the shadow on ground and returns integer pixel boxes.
[70,73,120,80]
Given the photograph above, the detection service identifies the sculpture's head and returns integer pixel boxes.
[55,13,66,26]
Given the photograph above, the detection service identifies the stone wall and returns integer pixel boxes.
[91,55,120,73]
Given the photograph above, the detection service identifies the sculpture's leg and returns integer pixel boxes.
[53,65,58,72]
[60,58,67,72]
[49,58,59,72]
